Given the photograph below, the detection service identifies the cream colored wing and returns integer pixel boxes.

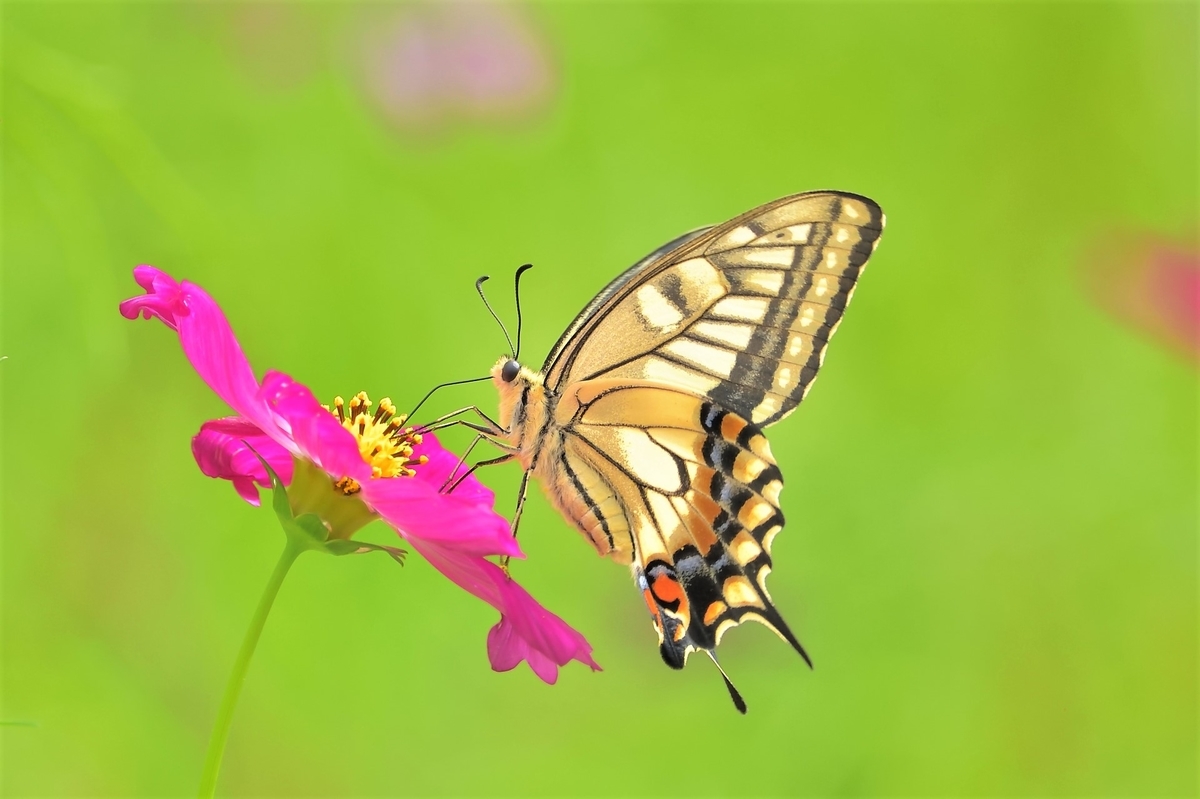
[541,192,884,426]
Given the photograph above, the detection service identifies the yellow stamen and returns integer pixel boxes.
[322,391,428,495]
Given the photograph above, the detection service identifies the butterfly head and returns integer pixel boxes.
[492,355,537,386]
[499,357,521,383]
[490,355,545,444]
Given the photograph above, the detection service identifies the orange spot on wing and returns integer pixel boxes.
[720,413,747,443]
[651,572,691,639]
[704,600,729,626]
[687,488,722,523]
[641,588,665,639]
[651,573,685,605]
[675,495,719,556]
[732,450,767,484]
[641,588,661,618]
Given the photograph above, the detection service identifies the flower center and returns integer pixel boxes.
[326,391,427,494]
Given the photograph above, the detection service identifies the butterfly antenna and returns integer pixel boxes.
[706,651,748,714]
[513,263,534,360]
[475,277,518,357]
[402,374,492,427]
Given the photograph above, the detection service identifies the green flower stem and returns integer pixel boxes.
[197,541,305,797]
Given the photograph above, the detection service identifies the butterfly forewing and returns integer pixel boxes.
[544,192,884,426]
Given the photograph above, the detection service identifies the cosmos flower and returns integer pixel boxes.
[120,265,598,681]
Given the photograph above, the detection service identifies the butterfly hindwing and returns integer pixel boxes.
[544,380,809,668]
[543,192,884,426]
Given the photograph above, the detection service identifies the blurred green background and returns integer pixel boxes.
[2,2,1196,796]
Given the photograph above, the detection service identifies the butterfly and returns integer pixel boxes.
[447,191,884,711]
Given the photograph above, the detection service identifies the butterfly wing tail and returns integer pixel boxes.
[634,511,809,673]
[632,403,811,709]
[560,382,811,707]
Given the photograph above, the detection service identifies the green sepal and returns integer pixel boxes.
[249,448,329,552]
[323,539,408,566]
[291,513,332,549]
[246,446,405,565]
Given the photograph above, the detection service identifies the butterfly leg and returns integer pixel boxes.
[413,405,507,436]
[499,471,532,574]
[439,432,505,492]
[442,452,515,495]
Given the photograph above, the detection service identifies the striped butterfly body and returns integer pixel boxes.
[490,191,885,711]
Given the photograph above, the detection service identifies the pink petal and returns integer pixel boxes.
[486,571,600,679]
[119,266,185,330]
[410,540,599,682]
[487,617,561,683]
[409,433,496,508]
[192,416,295,506]
[363,477,521,558]
[120,266,290,448]
[259,371,369,483]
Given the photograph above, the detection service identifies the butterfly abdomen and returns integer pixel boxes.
[534,428,637,563]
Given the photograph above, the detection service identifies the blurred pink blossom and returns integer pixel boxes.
[187,3,323,90]
[1083,232,1200,363]
[357,3,555,133]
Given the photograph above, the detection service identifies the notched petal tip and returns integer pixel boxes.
[487,619,559,683]
[487,611,600,684]
[119,265,186,329]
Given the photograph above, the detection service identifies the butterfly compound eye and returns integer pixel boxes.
[501,359,521,383]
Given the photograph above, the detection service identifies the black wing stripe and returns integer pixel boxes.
[559,448,615,551]
[684,329,831,373]
[708,236,879,270]
[647,350,800,406]
[569,439,639,557]
[678,333,825,383]
[674,465,808,665]
[724,271,859,304]
[542,227,713,387]
[568,426,689,496]
[709,198,841,419]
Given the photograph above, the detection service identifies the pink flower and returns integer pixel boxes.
[120,265,598,681]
